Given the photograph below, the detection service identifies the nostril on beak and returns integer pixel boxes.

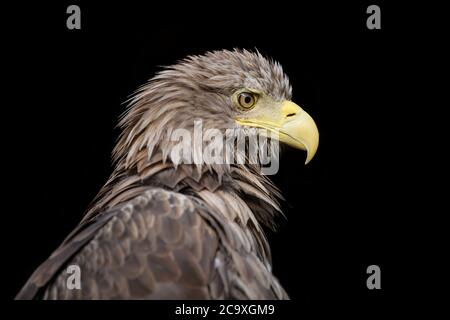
[286,113,296,117]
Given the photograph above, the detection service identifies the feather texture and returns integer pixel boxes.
[16,49,292,300]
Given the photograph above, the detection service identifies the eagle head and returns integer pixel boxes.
[114,49,319,173]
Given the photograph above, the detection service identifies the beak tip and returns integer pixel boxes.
[304,143,318,165]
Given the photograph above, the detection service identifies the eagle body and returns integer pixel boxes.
[17,50,319,300]
[37,189,287,299]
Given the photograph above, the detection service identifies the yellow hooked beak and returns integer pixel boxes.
[236,101,319,164]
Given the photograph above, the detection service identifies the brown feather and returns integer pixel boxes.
[16,49,293,300]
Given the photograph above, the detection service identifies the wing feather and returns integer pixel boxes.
[16,188,288,299]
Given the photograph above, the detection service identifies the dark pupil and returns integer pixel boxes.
[244,96,252,104]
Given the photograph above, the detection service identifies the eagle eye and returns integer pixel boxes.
[237,92,257,110]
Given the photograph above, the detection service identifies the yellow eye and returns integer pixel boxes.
[237,92,256,109]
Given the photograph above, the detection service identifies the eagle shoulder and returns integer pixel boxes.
[17,188,287,299]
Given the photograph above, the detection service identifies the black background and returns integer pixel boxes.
[2,0,441,314]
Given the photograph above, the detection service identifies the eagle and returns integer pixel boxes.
[16,49,319,300]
